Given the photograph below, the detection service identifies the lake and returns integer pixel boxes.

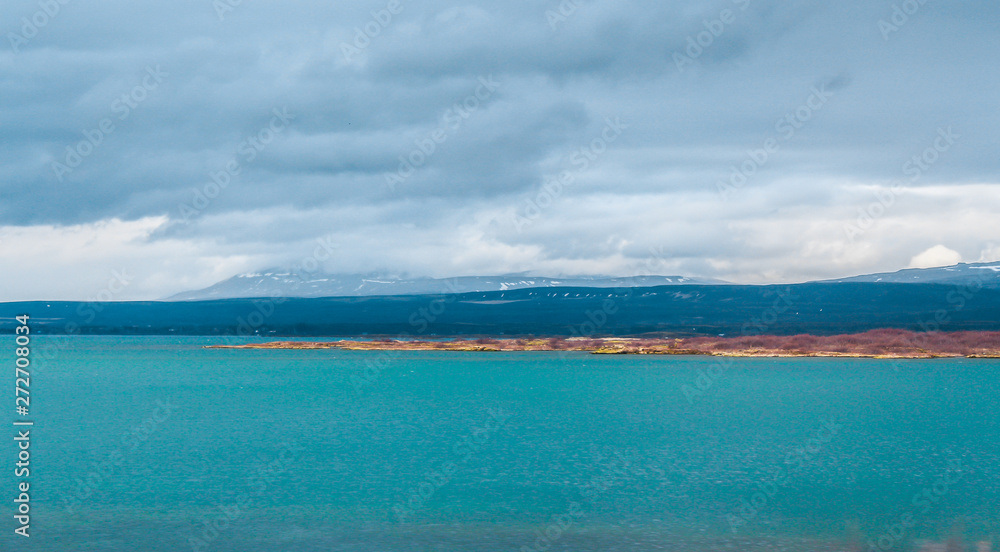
[3,336,997,551]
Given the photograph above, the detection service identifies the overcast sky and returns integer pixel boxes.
[1,0,998,300]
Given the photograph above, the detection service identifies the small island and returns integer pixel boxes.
[208,329,1000,358]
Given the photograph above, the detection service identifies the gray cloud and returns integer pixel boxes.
[0,0,998,299]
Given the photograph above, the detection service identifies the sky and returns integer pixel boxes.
[1,0,998,301]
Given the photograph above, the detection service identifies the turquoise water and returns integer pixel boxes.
[3,336,998,551]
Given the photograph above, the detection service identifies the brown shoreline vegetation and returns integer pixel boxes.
[207,329,1000,358]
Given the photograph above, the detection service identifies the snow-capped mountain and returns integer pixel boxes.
[164,270,729,301]
[823,261,1000,286]
[164,262,1000,301]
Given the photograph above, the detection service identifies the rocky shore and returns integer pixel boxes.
[206,329,1000,359]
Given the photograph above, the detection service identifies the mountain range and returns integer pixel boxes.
[165,262,1000,300]
[164,271,728,300]
[3,262,998,337]
[822,261,1000,286]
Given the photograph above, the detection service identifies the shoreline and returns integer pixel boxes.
[205,330,1000,359]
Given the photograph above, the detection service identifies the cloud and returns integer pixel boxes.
[0,216,262,300]
[1,0,998,299]
[978,245,1000,263]
[908,245,963,269]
